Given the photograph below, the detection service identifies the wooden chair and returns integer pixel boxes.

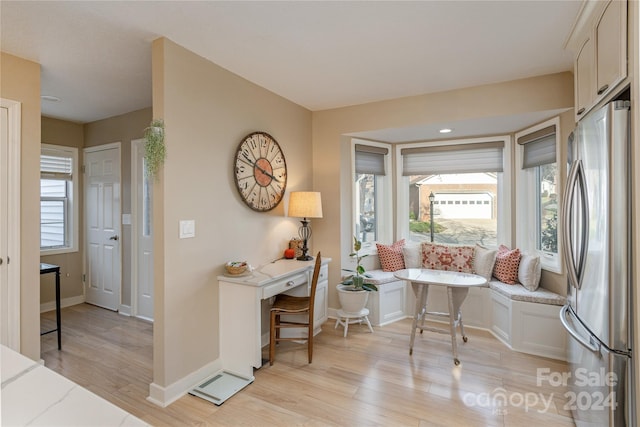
[269,252,321,366]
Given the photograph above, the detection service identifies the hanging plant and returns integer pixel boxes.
[143,119,166,179]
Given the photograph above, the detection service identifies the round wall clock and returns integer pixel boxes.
[233,132,287,212]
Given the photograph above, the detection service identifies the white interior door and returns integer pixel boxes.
[84,144,121,311]
[132,139,154,320]
[0,99,21,351]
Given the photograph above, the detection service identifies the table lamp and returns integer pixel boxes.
[288,191,323,261]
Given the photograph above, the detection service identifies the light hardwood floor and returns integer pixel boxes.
[41,304,575,426]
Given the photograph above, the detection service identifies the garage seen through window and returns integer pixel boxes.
[409,173,498,246]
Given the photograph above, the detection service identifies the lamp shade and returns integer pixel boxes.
[288,192,323,218]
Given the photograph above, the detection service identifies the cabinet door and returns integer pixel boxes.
[575,36,594,118]
[595,0,627,100]
[314,280,328,327]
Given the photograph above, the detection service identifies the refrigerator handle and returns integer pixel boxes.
[562,160,581,290]
[574,161,589,285]
[560,305,600,353]
[561,159,589,290]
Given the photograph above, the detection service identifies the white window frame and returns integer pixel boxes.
[351,139,392,254]
[40,144,79,255]
[395,135,512,247]
[515,117,562,273]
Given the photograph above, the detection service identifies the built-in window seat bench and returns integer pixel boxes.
[353,242,568,361]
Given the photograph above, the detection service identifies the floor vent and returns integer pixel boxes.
[189,371,254,405]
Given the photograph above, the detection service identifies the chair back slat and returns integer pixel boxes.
[307,252,322,325]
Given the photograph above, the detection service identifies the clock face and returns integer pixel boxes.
[233,132,287,212]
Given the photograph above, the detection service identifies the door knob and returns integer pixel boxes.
[109,235,119,241]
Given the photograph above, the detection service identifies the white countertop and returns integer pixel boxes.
[218,257,331,286]
[1,345,148,426]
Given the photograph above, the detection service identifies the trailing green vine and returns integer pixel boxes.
[143,119,166,179]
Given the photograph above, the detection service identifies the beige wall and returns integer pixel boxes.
[312,72,575,309]
[84,107,152,308]
[40,117,84,303]
[151,38,312,387]
[1,52,42,360]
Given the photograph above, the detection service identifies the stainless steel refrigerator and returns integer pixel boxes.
[560,100,634,427]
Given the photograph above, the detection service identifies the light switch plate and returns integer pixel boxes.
[179,220,195,238]
[122,214,131,225]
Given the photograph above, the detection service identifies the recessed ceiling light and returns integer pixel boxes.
[439,128,452,134]
[41,95,61,102]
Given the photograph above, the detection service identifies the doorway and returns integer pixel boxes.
[131,138,154,320]
[84,143,122,311]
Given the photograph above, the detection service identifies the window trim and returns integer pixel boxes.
[40,144,79,255]
[515,117,562,273]
[396,135,512,247]
[351,139,393,253]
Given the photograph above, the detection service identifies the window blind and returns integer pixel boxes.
[41,148,73,180]
[401,141,504,176]
[355,144,388,175]
[518,125,556,169]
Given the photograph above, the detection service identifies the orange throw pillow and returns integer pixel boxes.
[376,240,406,272]
[493,245,521,284]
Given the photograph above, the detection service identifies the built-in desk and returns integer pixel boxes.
[218,257,330,378]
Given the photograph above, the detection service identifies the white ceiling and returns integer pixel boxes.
[1,1,581,140]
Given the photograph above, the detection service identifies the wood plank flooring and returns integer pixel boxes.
[41,304,575,426]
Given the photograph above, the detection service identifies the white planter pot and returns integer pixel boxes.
[337,284,370,315]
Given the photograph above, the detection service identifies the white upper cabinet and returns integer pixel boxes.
[567,0,628,120]
[575,37,595,117]
[595,0,627,100]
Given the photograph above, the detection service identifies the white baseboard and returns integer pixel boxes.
[40,295,85,313]
[148,358,224,407]
[118,305,131,316]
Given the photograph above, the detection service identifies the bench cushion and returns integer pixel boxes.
[364,270,401,285]
[489,280,565,306]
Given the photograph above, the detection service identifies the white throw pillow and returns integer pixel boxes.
[472,244,497,280]
[402,243,422,268]
[518,253,542,291]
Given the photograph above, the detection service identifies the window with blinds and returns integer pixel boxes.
[40,145,77,251]
[353,141,391,246]
[400,138,508,246]
[515,118,561,272]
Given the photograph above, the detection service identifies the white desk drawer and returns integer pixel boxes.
[262,273,307,299]
[318,265,328,282]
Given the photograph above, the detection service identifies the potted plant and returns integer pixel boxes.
[337,236,377,314]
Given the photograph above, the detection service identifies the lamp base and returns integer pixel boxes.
[296,254,314,261]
